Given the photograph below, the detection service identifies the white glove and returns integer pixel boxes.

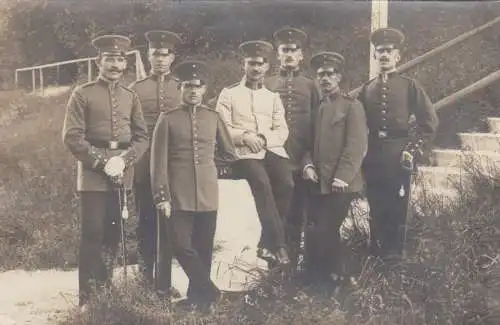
[157,201,172,218]
[104,156,125,177]
[332,178,349,192]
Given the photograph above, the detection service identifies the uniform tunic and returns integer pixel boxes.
[150,104,237,212]
[358,73,439,179]
[303,93,368,194]
[216,79,289,160]
[130,73,181,184]
[265,69,320,169]
[62,78,149,191]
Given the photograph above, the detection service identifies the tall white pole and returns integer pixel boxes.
[370,0,389,79]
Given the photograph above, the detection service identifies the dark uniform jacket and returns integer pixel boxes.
[150,104,237,212]
[265,69,321,170]
[357,73,439,179]
[129,73,181,184]
[302,93,368,194]
[62,78,149,191]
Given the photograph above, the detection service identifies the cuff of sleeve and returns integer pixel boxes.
[90,148,108,171]
[333,178,348,186]
[303,164,315,173]
[153,185,170,205]
[120,149,137,169]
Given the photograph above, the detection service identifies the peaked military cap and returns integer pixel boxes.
[370,27,405,48]
[310,51,345,72]
[92,34,131,55]
[239,40,274,62]
[145,30,182,50]
[173,60,210,85]
[273,27,308,48]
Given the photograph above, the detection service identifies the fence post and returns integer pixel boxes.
[31,69,36,94]
[14,70,18,89]
[39,68,44,96]
[56,65,60,86]
[88,59,93,82]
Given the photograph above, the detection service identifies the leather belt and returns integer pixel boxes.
[370,129,408,140]
[87,139,130,150]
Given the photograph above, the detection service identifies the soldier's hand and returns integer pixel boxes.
[243,132,265,153]
[400,150,414,171]
[332,178,349,192]
[157,201,171,218]
[104,156,126,177]
[303,166,319,183]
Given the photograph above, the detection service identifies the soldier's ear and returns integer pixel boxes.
[394,50,401,63]
[95,54,103,68]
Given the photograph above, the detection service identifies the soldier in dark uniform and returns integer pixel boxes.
[265,27,321,271]
[129,30,182,297]
[303,52,368,285]
[150,61,237,309]
[62,35,149,308]
[357,28,439,262]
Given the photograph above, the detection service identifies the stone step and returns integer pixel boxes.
[432,149,500,168]
[416,166,465,189]
[487,117,500,133]
[458,132,500,152]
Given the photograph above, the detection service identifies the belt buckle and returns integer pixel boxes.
[109,141,119,150]
[378,130,388,139]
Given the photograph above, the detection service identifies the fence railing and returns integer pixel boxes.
[14,50,146,95]
[348,14,500,110]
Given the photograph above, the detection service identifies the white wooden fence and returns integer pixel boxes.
[14,50,147,95]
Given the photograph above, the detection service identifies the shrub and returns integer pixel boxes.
[57,156,500,325]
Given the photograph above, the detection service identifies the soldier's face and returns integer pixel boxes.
[181,81,206,106]
[374,45,400,71]
[277,44,303,69]
[244,58,269,81]
[97,54,127,81]
[148,48,175,74]
[316,67,342,95]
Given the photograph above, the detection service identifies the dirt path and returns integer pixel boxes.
[0,181,266,325]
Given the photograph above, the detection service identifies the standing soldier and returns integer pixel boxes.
[265,27,321,271]
[150,61,237,310]
[129,30,182,298]
[357,28,438,262]
[303,52,368,284]
[62,35,149,308]
[216,40,293,267]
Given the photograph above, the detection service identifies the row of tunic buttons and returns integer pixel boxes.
[159,79,166,110]
[110,87,119,138]
[380,80,388,131]
[286,78,294,122]
[192,114,199,164]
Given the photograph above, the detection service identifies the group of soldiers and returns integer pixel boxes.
[62,25,439,312]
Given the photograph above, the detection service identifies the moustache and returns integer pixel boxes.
[108,68,123,73]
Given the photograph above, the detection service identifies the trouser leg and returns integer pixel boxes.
[233,158,287,253]
[79,191,120,306]
[169,211,220,304]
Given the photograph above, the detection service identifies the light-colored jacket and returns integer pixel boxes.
[216,78,289,160]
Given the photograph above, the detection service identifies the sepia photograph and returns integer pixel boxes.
[1,0,500,324]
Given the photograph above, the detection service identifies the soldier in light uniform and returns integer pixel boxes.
[216,40,293,267]
[62,35,149,307]
[303,52,368,284]
[129,30,182,297]
[265,27,321,271]
[357,28,439,262]
[150,61,236,309]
